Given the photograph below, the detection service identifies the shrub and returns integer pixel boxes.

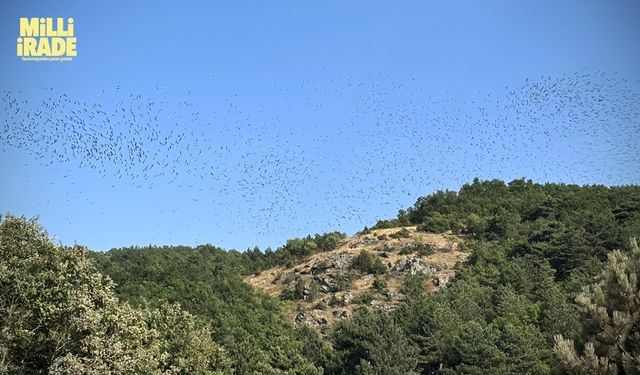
[282,277,306,300]
[372,277,388,293]
[351,251,387,275]
[401,274,428,298]
[353,290,375,305]
[389,228,411,239]
[399,246,414,255]
[415,243,436,256]
[398,243,436,257]
[329,274,353,292]
[328,294,346,307]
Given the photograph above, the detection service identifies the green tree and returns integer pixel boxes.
[554,238,640,374]
[331,309,418,375]
[93,243,321,374]
[351,251,387,275]
[0,214,232,375]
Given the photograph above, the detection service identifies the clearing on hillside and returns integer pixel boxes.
[246,226,469,333]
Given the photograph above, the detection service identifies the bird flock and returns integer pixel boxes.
[1,70,639,248]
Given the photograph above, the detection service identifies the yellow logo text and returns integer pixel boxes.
[17,17,76,62]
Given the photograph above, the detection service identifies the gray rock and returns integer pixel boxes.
[314,274,334,287]
[360,274,374,282]
[391,257,433,275]
[295,311,329,327]
[434,273,453,288]
[295,311,306,322]
[349,236,379,248]
[343,292,353,305]
[311,253,353,274]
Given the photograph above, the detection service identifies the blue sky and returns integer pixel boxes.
[1,1,639,251]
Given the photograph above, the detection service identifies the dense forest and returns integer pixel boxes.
[1,179,639,374]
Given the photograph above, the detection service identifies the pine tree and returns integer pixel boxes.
[554,238,640,374]
[331,308,418,374]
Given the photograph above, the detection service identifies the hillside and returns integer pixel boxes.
[247,227,468,332]
[3,179,639,374]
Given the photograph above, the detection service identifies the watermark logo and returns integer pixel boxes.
[17,17,76,62]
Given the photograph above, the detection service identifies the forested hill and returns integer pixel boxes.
[377,179,640,278]
[2,179,639,374]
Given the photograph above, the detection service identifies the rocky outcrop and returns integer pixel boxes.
[246,227,468,334]
[296,311,328,327]
[390,257,433,275]
[434,272,455,287]
[310,253,353,274]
